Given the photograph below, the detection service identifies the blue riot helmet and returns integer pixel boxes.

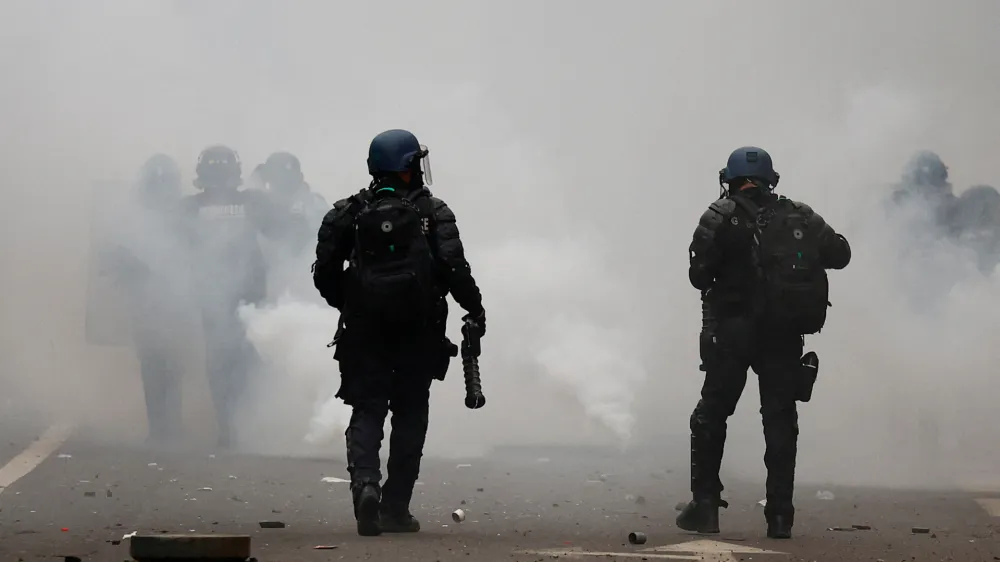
[261,151,305,193]
[902,150,949,188]
[366,129,433,186]
[136,153,182,206]
[194,144,243,191]
[719,146,780,191]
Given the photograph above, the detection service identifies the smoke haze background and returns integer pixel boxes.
[1,0,998,489]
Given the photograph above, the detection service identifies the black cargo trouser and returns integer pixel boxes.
[691,315,803,518]
[201,302,260,441]
[137,345,183,442]
[336,331,446,508]
[131,308,185,443]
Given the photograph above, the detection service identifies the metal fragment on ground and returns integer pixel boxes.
[852,524,871,530]
[258,521,286,528]
[912,527,930,534]
[314,545,338,550]
[452,509,466,523]
[628,531,647,545]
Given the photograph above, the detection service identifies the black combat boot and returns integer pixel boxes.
[765,510,794,539]
[352,482,382,536]
[378,500,420,533]
[676,498,728,534]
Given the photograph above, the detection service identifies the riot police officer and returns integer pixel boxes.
[101,154,189,445]
[180,144,271,449]
[252,151,330,300]
[951,185,1000,275]
[679,147,851,539]
[888,150,957,232]
[313,129,486,536]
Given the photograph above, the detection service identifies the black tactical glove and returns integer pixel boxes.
[462,308,486,338]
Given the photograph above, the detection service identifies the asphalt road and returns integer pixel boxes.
[0,420,997,562]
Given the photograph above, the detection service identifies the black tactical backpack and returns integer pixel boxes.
[350,187,437,326]
[732,195,830,335]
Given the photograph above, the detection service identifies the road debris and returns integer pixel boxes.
[816,490,835,500]
[197,487,213,491]
[129,534,251,560]
[628,531,647,545]
[57,454,72,459]
[911,527,930,534]
[757,499,767,507]
[83,491,96,497]
[320,476,349,483]
[452,509,466,523]
[828,526,854,532]
[259,521,286,528]
[852,524,871,530]
[456,463,472,469]
[314,545,338,550]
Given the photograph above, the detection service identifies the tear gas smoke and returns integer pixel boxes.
[1,1,998,491]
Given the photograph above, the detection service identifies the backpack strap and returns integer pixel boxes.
[730,194,761,227]
[729,195,768,317]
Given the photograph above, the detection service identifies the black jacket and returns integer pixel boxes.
[688,190,851,316]
[179,188,273,307]
[313,185,484,317]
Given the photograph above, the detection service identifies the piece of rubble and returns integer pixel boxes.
[452,509,466,523]
[828,526,854,532]
[852,524,871,530]
[320,476,349,483]
[129,534,250,560]
[197,487,213,492]
[314,545,338,550]
[258,521,286,529]
[816,490,835,500]
[83,491,96,497]
[628,531,647,545]
[911,527,930,534]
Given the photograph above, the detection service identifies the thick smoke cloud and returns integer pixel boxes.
[1,1,998,489]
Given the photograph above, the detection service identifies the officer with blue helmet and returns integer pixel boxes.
[680,147,851,539]
[313,129,485,536]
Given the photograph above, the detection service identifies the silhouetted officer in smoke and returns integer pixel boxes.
[679,147,851,539]
[179,144,272,449]
[250,151,330,301]
[888,150,957,233]
[100,154,189,445]
[251,151,329,257]
[951,184,1000,275]
[313,129,485,536]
